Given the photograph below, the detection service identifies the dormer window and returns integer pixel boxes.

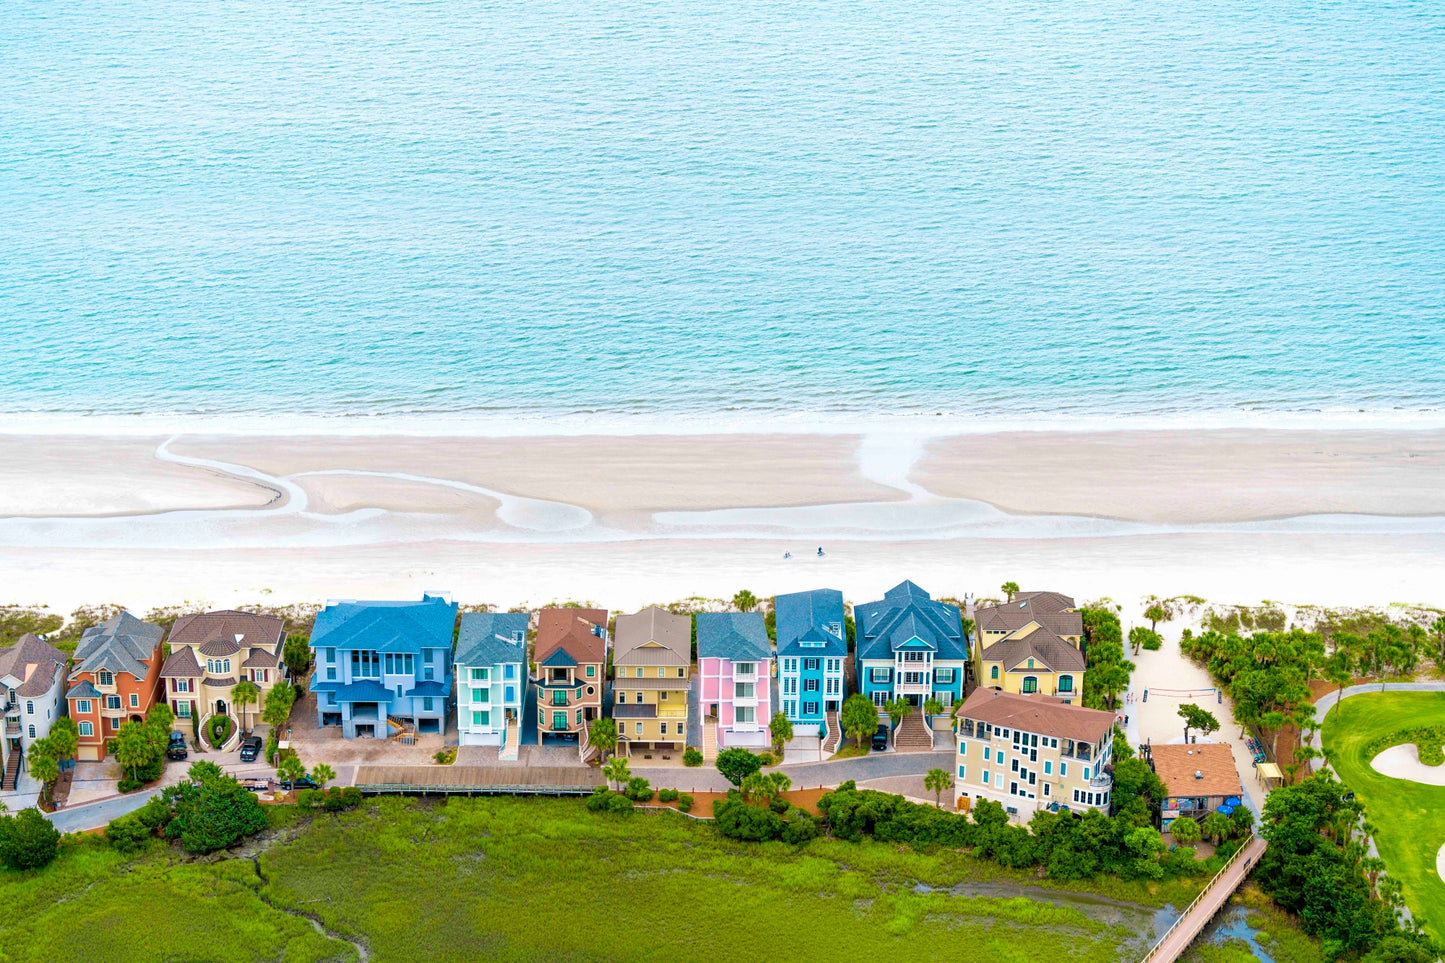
[513,631,524,643]
[828,623,841,636]
[97,670,113,687]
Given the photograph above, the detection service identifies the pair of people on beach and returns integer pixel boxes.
[783,547,826,559]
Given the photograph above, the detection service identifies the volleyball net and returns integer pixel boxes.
[1141,687,1221,703]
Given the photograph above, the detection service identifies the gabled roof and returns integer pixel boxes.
[534,608,608,666]
[456,612,529,668]
[540,648,577,668]
[980,625,1085,674]
[696,613,770,663]
[241,648,278,669]
[169,610,284,657]
[856,581,966,662]
[406,680,450,698]
[310,595,457,655]
[160,646,203,678]
[613,607,691,668]
[958,689,1113,744]
[1151,743,1243,799]
[774,589,848,657]
[74,612,165,681]
[330,679,395,703]
[0,634,67,699]
[66,679,100,700]
[974,593,1083,638]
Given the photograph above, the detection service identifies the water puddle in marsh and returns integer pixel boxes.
[1196,906,1276,962]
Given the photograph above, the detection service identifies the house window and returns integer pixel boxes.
[656,667,665,678]
[804,678,819,692]
[660,723,668,736]
[617,691,626,704]
[734,682,755,699]
[474,688,489,703]
[983,770,990,785]
[25,701,34,714]
[901,651,924,663]
[552,711,567,730]
[177,701,191,718]
[576,709,583,724]
[871,691,888,707]
[803,701,818,715]
[77,700,91,714]
[504,664,516,679]
[424,665,435,682]
[106,695,122,710]
[552,691,567,706]
[677,668,685,678]
[803,658,819,671]
[784,700,796,717]
[28,725,35,738]
[98,670,113,687]
[505,685,515,703]
[586,666,595,677]
[472,668,486,681]
[222,659,230,674]
[635,692,643,704]
[423,697,434,712]
[735,663,755,677]
[736,706,754,724]
[869,667,891,683]
[1084,767,1091,781]
[958,765,966,779]
[130,693,139,707]
[512,631,524,643]
[990,665,999,680]
[660,691,668,701]
[934,668,954,684]
[1044,760,1053,775]
[828,622,842,637]
[1043,783,1051,797]
[783,659,797,672]
[1022,677,1038,694]
[396,685,404,699]
[635,722,643,735]
[1060,763,1068,777]
[783,678,797,694]
[826,678,840,695]
[826,658,841,673]
[677,724,685,738]
[1058,675,1073,693]
[327,667,337,681]
[79,721,93,736]
[474,710,489,727]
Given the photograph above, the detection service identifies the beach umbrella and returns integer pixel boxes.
[1216,804,1234,815]
[1225,796,1241,808]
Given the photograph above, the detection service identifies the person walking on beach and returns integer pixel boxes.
[816,546,825,557]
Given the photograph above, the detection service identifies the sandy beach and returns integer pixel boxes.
[1,427,1443,617]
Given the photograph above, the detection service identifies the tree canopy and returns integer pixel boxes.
[715,747,763,786]
[840,694,879,748]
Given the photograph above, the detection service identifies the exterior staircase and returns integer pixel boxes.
[822,712,842,754]
[500,718,520,761]
[894,712,933,752]
[387,715,416,745]
[2,749,20,791]
[701,716,718,762]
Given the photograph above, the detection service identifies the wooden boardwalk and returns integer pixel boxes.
[1142,834,1268,962]
[356,765,599,796]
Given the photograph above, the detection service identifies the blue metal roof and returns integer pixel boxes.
[856,581,966,662]
[405,680,451,698]
[309,595,457,655]
[774,589,847,657]
[696,612,770,662]
[329,679,394,703]
[456,611,529,668]
[540,648,577,668]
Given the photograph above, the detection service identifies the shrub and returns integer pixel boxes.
[585,787,613,812]
[677,793,694,813]
[1170,817,1202,846]
[265,730,279,766]
[136,795,173,831]
[658,788,678,802]
[682,747,703,767]
[0,808,62,870]
[781,807,820,845]
[296,788,320,809]
[207,715,233,748]
[755,751,777,766]
[768,797,789,815]
[716,748,763,786]
[714,795,786,841]
[105,813,152,854]
[165,767,267,853]
[322,787,348,812]
[625,777,654,802]
[606,793,634,815]
[340,787,362,808]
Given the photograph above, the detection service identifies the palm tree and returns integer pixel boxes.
[27,739,59,804]
[885,697,913,730]
[603,756,631,792]
[1001,582,1020,603]
[311,764,336,791]
[769,712,793,756]
[732,590,758,613]
[1324,652,1353,720]
[1261,710,1287,764]
[48,717,79,768]
[924,768,954,808]
[1143,602,1168,632]
[924,696,943,718]
[231,680,260,735]
[1200,811,1232,845]
[588,717,618,764]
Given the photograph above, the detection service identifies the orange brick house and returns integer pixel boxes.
[66,612,166,760]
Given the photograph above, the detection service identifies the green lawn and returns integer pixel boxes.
[1321,689,1445,941]
[1,796,1213,963]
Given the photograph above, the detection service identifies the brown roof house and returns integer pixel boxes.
[612,606,693,757]
[67,612,166,760]
[160,610,286,743]
[1147,743,1245,831]
[955,689,1116,818]
[0,633,68,789]
[973,591,1085,702]
[533,608,609,756]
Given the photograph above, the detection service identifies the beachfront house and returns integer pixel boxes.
[612,607,692,758]
[67,612,167,761]
[955,689,1115,818]
[308,594,459,740]
[855,581,968,709]
[533,607,608,749]
[160,610,285,739]
[0,634,68,789]
[973,591,1084,701]
[697,612,773,754]
[774,589,848,739]
[1146,743,1245,832]
[455,611,529,749]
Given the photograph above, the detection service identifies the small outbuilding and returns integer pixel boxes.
[1146,742,1244,830]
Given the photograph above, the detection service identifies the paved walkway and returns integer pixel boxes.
[1145,834,1267,962]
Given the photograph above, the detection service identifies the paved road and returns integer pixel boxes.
[44,789,161,833]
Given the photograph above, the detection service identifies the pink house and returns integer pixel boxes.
[697,612,773,750]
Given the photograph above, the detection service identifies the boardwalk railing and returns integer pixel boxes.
[1140,833,1261,963]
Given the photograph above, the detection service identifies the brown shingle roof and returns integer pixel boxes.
[974,596,1083,639]
[980,625,1085,673]
[159,647,202,678]
[242,648,278,669]
[958,689,1113,744]
[0,634,68,698]
[613,607,691,668]
[1151,743,1243,800]
[170,610,284,655]
[534,608,608,666]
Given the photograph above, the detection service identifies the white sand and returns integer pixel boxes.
[1438,842,1445,885]
[1371,744,1445,786]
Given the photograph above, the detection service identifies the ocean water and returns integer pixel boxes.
[1,0,1443,432]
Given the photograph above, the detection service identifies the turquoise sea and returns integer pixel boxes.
[1,0,1442,429]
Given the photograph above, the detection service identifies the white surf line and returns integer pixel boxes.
[288,470,593,533]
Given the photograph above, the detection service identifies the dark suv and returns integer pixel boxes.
[166,731,189,761]
[871,724,891,751]
[238,735,263,762]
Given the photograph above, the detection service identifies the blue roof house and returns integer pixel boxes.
[774,589,848,736]
[856,581,968,711]
[309,594,458,739]
[455,612,529,751]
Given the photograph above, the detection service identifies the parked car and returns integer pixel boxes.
[166,731,189,761]
[279,776,319,791]
[871,724,891,751]
[238,735,264,762]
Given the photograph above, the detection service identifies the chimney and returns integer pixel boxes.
[1194,770,1203,779]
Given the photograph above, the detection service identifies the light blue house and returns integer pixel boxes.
[309,594,459,739]
[856,581,968,709]
[774,588,847,735]
[455,611,528,748]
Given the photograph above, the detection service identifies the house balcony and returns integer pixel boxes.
[657,705,688,720]
[1090,771,1113,790]
[5,719,20,737]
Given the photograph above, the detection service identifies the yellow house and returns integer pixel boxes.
[612,607,692,756]
[972,591,1082,650]
[976,623,1084,703]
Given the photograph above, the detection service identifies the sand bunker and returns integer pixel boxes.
[1371,744,1445,785]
